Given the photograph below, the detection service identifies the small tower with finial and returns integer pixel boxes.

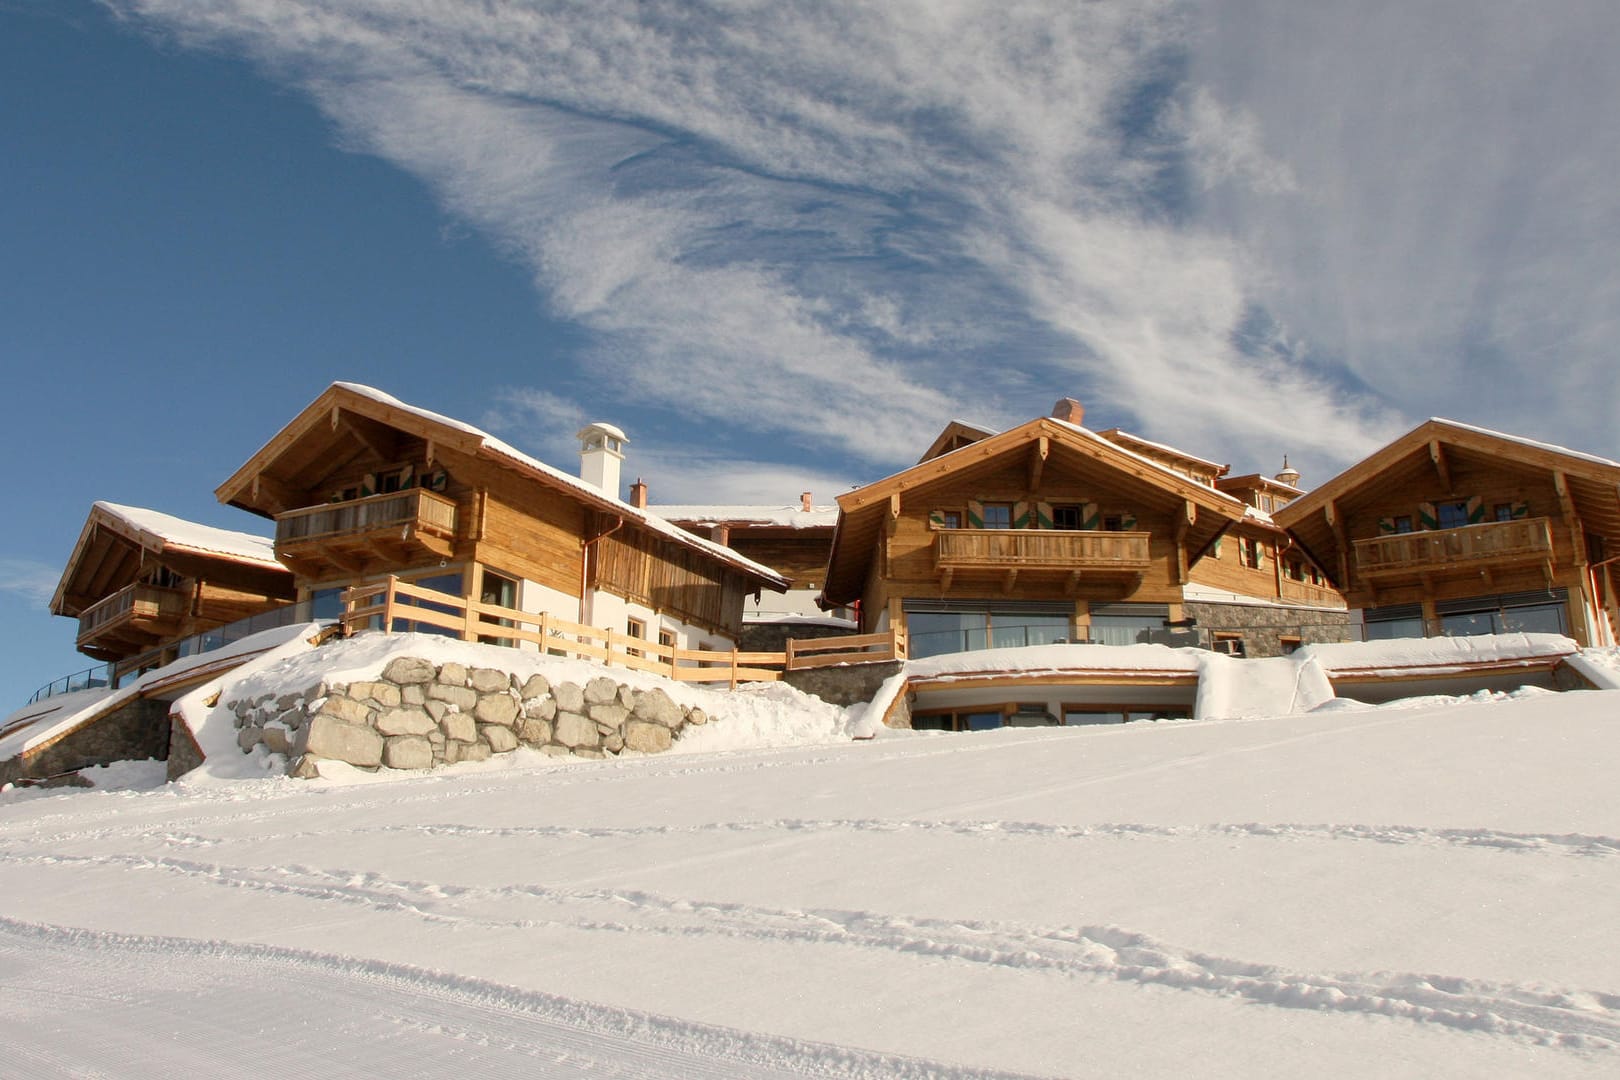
[1275,455,1301,489]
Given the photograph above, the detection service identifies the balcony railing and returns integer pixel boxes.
[934,528,1152,572]
[1354,517,1554,578]
[276,488,458,546]
[76,583,189,643]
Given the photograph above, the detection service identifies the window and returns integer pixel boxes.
[1242,538,1263,569]
[1494,503,1516,522]
[1436,500,1471,529]
[980,503,1013,529]
[1051,504,1082,530]
[1103,515,1124,532]
[477,571,517,646]
[1392,515,1414,534]
[937,509,963,529]
[1284,560,1305,582]
[1213,633,1246,657]
[1279,636,1303,655]
[658,628,676,649]
[626,617,646,658]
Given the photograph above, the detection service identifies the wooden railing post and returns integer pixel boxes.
[785,637,797,672]
[538,610,551,654]
[730,647,740,690]
[381,575,399,635]
[604,628,616,667]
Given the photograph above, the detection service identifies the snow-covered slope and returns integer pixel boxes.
[3,682,1618,1077]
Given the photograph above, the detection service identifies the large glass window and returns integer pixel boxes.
[1088,614,1159,646]
[980,503,1013,529]
[1365,616,1424,640]
[907,608,1072,657]
[1436,500,1471,529]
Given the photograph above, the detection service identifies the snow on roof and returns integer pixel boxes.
[331,384,789,589]
[1431,418,1620,472]
[649,505,840,529]
[1096,428,1226,473]
[1181,581,1346,611]
[1047,420,1243,507]
[94,502,280,567]
[1298,633,1578,676]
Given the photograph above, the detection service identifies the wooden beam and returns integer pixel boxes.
[1173,500,1192,585]
[1327,499,1350,588]
[339,413,400,463]
[1002,568,1018,594]
[251,473,304,516]
[1065,570,1082,596]
[1556,470,1588,566]
[1028,436,1049,491]
[1429,440,1453,492]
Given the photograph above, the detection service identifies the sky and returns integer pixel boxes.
[4,0,1619,706]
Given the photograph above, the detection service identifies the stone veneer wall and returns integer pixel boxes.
[229,657,710,777]
[1184,602,1354,659]
[1,698,171,788]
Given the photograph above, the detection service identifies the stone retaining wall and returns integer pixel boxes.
[1,698,171,788]
[229,657,710,776]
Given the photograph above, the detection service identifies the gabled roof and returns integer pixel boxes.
[917,419,999,463]
[1274,418,1620,580]
[1095,428,1228,482]
[217,383,790,592]
[823,416,1247,604]
[1276,418,1620,526]
[50,502,288,617]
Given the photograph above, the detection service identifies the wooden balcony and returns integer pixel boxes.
[1353,517,1554,584]
[76,583,189,659]
[275,489,459,576]
[1279,577,1344,608]
[933,528,1152,591]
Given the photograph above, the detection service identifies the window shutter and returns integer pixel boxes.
[362,472,377,497]
[966,500,985,529]
[399,464,415,490]
[1418,502,1439,530]
[1120,511,1138,531]
[1512,501,1530,519]
[929,509,947,528]
[1466,495,1485,524]
[1035,501,1054,529]
[1012,500,1032,529]
[1378,516,1398,534]
[1081,502,1101,530]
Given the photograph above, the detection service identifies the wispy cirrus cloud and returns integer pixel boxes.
[104,0,1616,498]
[0,557,60,608]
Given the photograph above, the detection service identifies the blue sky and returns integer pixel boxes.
[4,0,1619,707]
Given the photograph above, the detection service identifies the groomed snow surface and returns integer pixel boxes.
[4,648,1620,1077]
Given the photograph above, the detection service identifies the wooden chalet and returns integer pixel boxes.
[215,383,789,651]
[49,502,295,683]
[645,490,841,619]
[1273,419,1620,646]
[820,399,1251,663]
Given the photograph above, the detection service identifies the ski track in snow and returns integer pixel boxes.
[4,848,1617,1052]
[0,917,1046,1080]
[8,816,1618,861]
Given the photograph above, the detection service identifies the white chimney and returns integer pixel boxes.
[800,491,813,512]
[577,422,628,497]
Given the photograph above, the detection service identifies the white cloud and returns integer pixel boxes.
[0,558,60,608]
[105,0,1619,488]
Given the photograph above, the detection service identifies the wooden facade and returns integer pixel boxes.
[1274,420,1620,647]
[215,384,787,646]
[49,502,295,674]
[821,416,1249,652]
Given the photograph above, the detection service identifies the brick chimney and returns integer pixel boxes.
[1050,397,1085,426]
[630,478,648,508]
[800,491,813,512]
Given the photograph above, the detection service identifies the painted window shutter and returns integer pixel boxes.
[399,464,415,490]
[427,468,449,492]
[1120,511,1138,531]
[1081,502,1101,530]
[966,500,985,529]
[1211,536,1223,556]
[928,509,947,528]
[1378,516,1398,534]
[1512,501,1530,519]
[362,472,377,497]
[1465,495,1485,523]
[1012,500,1032,529]
[1035,501,1055,529]
[1418,502,1439,530]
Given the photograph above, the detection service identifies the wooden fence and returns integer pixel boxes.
[340,576,904,688]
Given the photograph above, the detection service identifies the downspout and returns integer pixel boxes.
[580,515,626,624]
